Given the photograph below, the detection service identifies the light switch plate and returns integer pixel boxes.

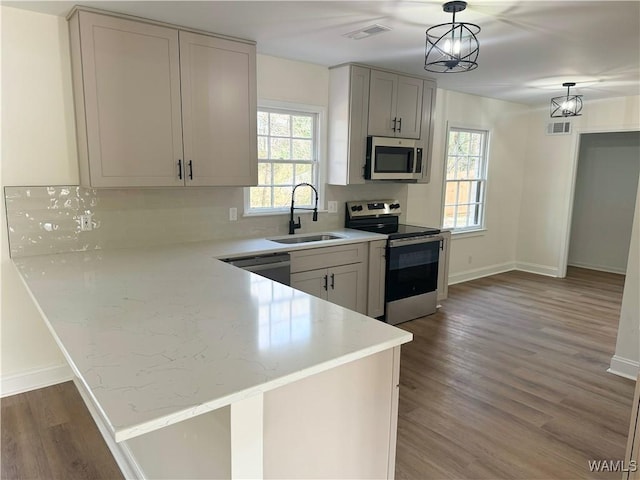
[328,201,338,213]
[229,208,238,221]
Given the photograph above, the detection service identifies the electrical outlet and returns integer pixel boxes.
[79,214,92,231]
[229,207,238,221]
[328,201,338,213]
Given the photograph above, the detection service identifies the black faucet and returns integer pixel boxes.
[289,183,319,234]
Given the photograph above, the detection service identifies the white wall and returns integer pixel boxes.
[517,96,640,275]
[1,6,77,390]
[568,132,639,273]
[610,188,640,379]
[406,89,530,283]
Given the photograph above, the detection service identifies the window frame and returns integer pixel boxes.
[244,100,326,217]
[441,124,490,234]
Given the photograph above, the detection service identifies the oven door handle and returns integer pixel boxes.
[389,235,443,248]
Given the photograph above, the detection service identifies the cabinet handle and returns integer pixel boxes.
[323,274,328,291]
[188,160,193,180]
[330,273,335,289]
[397,118,402,132]
[178,159,183,180]
[392,117,397,132]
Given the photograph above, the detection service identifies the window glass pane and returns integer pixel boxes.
[273,186,293,208]
[292,116,312,138]
[273,163,293,185]
[294,163,313,184]
[250,187,271,209]
[257,112,269,136]
[292,139,312,160]
[455,157,469,180]
[257,162,272,185]
[469,133,482,156]
[270,138,290,160]
[270,113,290,137]
[446,156,457,180]
[257,136,268,160]
[444,182,458,205]
[456,204,469,227]
[292,186,313,206]
[443,206,456,228]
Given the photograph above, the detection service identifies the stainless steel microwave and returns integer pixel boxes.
[365,136,423,180]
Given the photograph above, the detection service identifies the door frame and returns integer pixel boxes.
[558,126,640,277]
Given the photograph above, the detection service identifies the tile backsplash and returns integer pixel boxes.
[5,184,408,258]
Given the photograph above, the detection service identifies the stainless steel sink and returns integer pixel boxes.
[269,233,344,244]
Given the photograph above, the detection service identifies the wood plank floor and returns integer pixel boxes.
[1,381,123,479]
[1,267,635,479]
[396,267,636,480]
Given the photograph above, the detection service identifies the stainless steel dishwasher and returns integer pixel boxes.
[222,252,291,286]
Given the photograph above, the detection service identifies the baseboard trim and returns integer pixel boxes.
[74,378,143,479]
[1,363,73,398]
[608,355,639,380]
[567,261,627,275]
[448,262,516,285]
[514,262,561,277]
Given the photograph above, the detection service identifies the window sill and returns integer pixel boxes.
[450,228,487,239]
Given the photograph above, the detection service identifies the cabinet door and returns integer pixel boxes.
[367,70,397,137]
[395,76,423,139]
[180,31,257,186]
[291,270,328,301]
[367,240,387,318]
[328,263,367,314]
[76,12,184,187]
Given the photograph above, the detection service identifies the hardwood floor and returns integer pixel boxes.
[1,267,635,479]
[1,382,123,480]
[396,267,636,480]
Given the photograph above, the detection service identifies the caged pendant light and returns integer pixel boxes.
[550,82,583,117]
[425,1,480,73]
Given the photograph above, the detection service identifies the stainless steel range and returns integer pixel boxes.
[345,200,442,325]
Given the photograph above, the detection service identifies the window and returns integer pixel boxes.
[247,105,320,213]
[443,126,489,232]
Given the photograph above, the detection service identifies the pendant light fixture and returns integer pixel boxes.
[425,1,480,73]
[550,82,583,118]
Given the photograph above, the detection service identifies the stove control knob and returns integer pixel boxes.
[351,206,358,211]
[390,203,400,209]
[356,205,364,211]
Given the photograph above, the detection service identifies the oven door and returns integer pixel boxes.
[385,235,441,325]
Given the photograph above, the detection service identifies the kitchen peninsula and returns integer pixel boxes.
[13,237,412,479]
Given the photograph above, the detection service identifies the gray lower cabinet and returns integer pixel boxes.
[290,243,368,314]
[68,8,257,188]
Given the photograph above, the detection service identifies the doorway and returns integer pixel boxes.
[567,131,640,274]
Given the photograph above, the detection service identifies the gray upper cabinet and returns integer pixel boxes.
[68,9,257,188]
[328,64,436,185]
[368,70,423,139]
[328,65,370,185]
[179,32,257,187]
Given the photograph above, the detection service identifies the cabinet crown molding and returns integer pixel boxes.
[66,5,256,45]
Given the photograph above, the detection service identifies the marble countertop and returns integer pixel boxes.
[13,230,410,442]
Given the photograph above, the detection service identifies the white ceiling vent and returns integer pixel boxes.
[546,121,572,136]
[343,24,391,40]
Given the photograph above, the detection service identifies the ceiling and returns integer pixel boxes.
[7,1,640,105]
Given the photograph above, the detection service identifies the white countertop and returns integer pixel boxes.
[13,230,410,442]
